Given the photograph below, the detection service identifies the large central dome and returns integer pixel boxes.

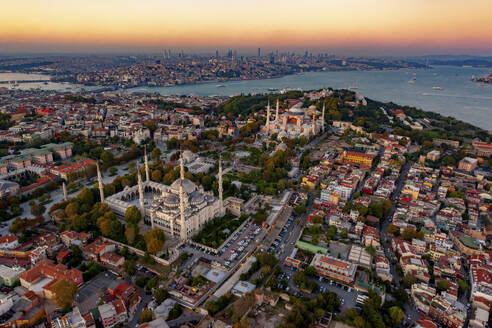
[170,178,198,194]
[288,106,304,115]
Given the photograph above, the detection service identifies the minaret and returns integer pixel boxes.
[180,152,185,180]
[321,103,325,132]
[97,163,104,203]
[275,99,280,122]
[62,182,67,201]
[179,151,187,240]
[218,156,224,216]
[179,177,186,240]
[144,146,150,182]
[137,164,145,217]
[265,101,271,132]
[311,112,316,135]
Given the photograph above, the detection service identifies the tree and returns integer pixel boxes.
[151,170,162,182]
[437,280,450,293]
[402,273,416,288]
[387,224,399,236]
[77,188,94,206]
[294,204,306,215]
[389,306,404,326]
[145,228,166,244]
[365,246,376,256]
[51,279,77,311]
[457,279,469,296]
[123,259,137,276]
[139,309,153,323]
[30,203,46,216]
[109,167,118,176]
[304,266,317,277]
[154,288,170,305]
[393,288,409,304]
[65,202,79,217]
[147,238,164,255]
[100,150,114,163]
[97,217,112,236]
[151,147,161,160]
[125,224,138,245]
[125,206,142,225]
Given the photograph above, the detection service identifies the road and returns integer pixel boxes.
[127,290,152,328]
[379,161,421,323]
[167,310,203,328]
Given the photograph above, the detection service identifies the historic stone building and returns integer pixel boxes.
[105,150,224,240]
[261,99,325,139]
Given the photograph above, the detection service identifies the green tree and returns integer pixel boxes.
[294,204,307,215]
[365,246,376,256]
[65,202,79,217]
[151,170,162,182]
[138,309,153,323]
[389,306,405,326]
[100,150,114,163]
[123,259,137,276]
[151,147,161,160]
[31,203,46,216]
[154,288,170,305]
[77,188,94,206]
[125,206,142,225]
[402,273,416,288]
[437,280,450,293]
[457,279,469,296]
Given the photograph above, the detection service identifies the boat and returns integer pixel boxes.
[408,80,415,84]
[268,87,278,91]
[217,84,225,88]
[348,86,358,90]
[432,86,444,90]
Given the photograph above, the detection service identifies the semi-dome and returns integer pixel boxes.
[190,191,205,204]
[182,150,197,163]
[163,194,179,207]
[170,178,197,194]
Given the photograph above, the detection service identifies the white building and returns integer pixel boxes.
[106,152,224,241]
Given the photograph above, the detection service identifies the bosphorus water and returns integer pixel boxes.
[1,66,491,130]
[127,65,492,130]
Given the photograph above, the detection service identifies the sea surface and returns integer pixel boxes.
[0,72,96,92]
[1,66,491,130]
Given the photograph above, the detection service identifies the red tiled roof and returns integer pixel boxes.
[0,235,17,244]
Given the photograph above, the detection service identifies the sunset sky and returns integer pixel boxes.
[1,0,492,55]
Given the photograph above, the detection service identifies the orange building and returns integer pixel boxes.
[19,259,83,299]
[342,151,375,166]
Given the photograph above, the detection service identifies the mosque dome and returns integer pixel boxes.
[288,106,304,115]
[163,194,179,207]
[170,178,198,194]
[182,150,197,164]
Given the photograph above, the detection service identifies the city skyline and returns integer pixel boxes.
[1,0,492,55]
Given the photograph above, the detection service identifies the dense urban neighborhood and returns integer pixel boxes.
[0,84,491,328]
[0,54,426,89]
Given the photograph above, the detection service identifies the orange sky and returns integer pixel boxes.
[1,0,491,54]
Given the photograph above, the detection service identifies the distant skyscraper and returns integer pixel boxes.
[258,47,261,57]
[216,49,219,59]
